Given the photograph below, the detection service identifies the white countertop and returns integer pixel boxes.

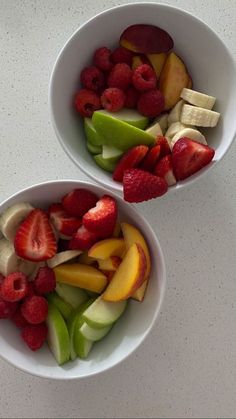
[0,0,236,417]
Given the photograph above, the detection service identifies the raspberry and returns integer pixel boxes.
[107,63,132,91]
[101,88,125,112]
[137,89,165,118]
[21,323,47,351]
[80,66,105,92]
[0,298,18,319]
[11,306,29,328]
[1,272,28,302]
[0,273,5,294]
[111,47,133,66]
[124,87,139,108]
[94,47,113,71]
[34,267,56,295]
[74,89,101,117]
[21,295,48,324]
[26,281,35,297]
[132,64,157,91]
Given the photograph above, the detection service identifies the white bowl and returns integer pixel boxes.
[49,2,236,194]
[0,180,166,380]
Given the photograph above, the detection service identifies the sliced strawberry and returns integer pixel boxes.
[155,135,171,158]
[62,189,98,217]
[113,145,148,182]
[83,195,118,238]
[154,155,177,186]
[140,145,161,172]
[123,168,168,203]
[49,203,82,238]
[69,225,98,250]
[172,137,215,180]
[14,209,57,262]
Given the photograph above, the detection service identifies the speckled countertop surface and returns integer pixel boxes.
[0,0,236,417]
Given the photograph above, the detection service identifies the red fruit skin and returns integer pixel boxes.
[83,195,118,238]
[107,63,132,91]
[62,189,98,217]
[113,145,148,182]
[34,267,56,296]
[154,154,177,186]
[21,296,48,324]
[94,47,113,71]
[49,203,82,237]
[138,89,165,118]
[132,64,157,91]
[11,306,29,328]
[0,298,18,319]
[140,145,161,172]
[1,272,28,302]
[74,89,101,117]
[69,225,98,251]
[26,282,35,298]
[123,168,168,203]
[80,66,105,92]
[0,273,5,295]
[21,323,47,351]
[155,135,171,158]
[111,47,134,65]
[172,137,215,180]
[101,88,125,112]
[124,87,140,108]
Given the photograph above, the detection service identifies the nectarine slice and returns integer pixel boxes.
[77,251,96,266]
[88,238,125,260]
[54,263,107,293]
[132,55,149,70]
[147,53,167,78]
[98,256,122,271]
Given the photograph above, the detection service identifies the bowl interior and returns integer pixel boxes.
[0,180,165,379]
[50,3,236,192]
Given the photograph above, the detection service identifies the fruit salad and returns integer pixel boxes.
[0,188,151,365]
[74,24,220,203]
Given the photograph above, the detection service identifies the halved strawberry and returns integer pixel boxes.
[49,203,82,238]
[140,145,161,172]
[62,189,98,217]
[113,145,148,182]
[83,195,118,238]
[172,137,215,180]
[154,155,177,186]
[123,168,168,203]
[14,209,57,262]
[69,225,98,251]
[155,135,171,158]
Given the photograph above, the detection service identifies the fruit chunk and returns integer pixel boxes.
[74,89,101,117]
[102,145,123,162]
[84,118,104,146]
[180,88,216,110]
[83,195,118,238]
[123,168,168,203]
[107,63,132,90]
[79,322,112,342]
[47,250,82,269]
[34,266,56,295]
[54,263,107,293]
[62,188,98,218]
[137,89,165,118]
[49,203,82,238]
[101,87,125,112]
[77,252,96,266]
[74,331,93,359]
[82,295,127,328]
[120,24,174,54]
[155,135,171,157]
[98,256,121,271]
[159,52,189,110]
[21,323,47,352]
[132,55,148,70]
[93,47,113,71]
[88,238,125,260]
[0,202,34,242]
[80,66,105,92]
[102,243,146,302]
[140,145,161,172]
[87,141,102,155]
[113,145,148,182]
[180,104,220,127]
[47,292,73,320]
[154,155,177,186]
[69,225,98,250]
[170,128,207,149]
[145,121,163,138]
[146,53,167,78]
[153,113,168,136]
[111,46,134,65]
[93,108,149,130]
[132,64,157,91]
[1,272,28,302]
[94,154,117,173]
[21,295,48,324]
[67,300,91,360]
[55,282,88,309]
[46,303,70,365]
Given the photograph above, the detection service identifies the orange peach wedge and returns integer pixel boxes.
[88,238,125,260]
[102,243,147,302]
[146,53,167,78]
[98,256,122,271]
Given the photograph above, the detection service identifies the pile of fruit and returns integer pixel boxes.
[0,188,151,365]
[74,24,220,203]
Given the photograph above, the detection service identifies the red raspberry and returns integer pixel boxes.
[26,281,35,297]
[74,89,101,117]
[21,323,47,351]
[11,306,29,328]
[132,64,157,91]
[94,47,113,71]
[111,47,133,66]
[107,63,132,91]
[21,295,48,324]
[34,267,56,295]
[0,273,5,294]
[1,272,28,302]
[80,66,105,92]
[0,298,18,319]
[124,87,140,108]
[101,88,125,112]
[138,89,165,118]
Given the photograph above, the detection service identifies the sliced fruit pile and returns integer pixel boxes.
[73,24,220,202]
[0,188,151,365]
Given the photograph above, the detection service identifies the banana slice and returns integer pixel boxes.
[145,121,162,138]
[165,122,188,139]
[0,202,34,242]
[47,250,82,269]
[153,113,169,134]
[180,104,220,127]
[167,100,184,126]
[171,128,207,149]
[180,88,216,110]
[0,238,36,276]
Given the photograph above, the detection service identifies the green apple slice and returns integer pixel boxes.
[79,321,112,342]
[46,303,70,365]
[94,154,117,173]
[102,145,123,162]
[87,141,102,155]
[74,330,93,359]
[82,296,128,329]
[84,118,104,146]
[47,292,73,320]
[55,283,88,309]
[92,111,154,151]
[93,109,149,129]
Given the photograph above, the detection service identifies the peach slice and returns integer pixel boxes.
[102,243,147,302]
[98,256,122,271]
[53,263,107,293]
[120,24,174,54]
[187,75,193,89]
[88,238,125,260]
[146,53,167,78]
[77,252,96,266]
[132,55,149,70]
[113,222,121,238]
[159,52,189,110]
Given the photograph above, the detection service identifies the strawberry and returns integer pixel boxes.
[62,189,98,217]
[123,169,168,203]
[14,209,57,262]
[49,203,82,238]
[172,137,215,180]
[155,135,171,158]
[154,155,177,186]
[69,225,98,250]
[83,195,118,238]
[140,145,161,172]
[113,145,148,182]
